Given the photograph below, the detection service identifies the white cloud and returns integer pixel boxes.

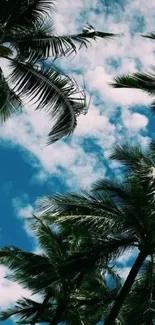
[0,265,39,309]
[118,266,131,280]
[122,109,149,130]
[12,196,35,237]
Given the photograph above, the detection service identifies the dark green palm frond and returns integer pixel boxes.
[38,192,120,217]
[38,192,122,236]
[142,32,155,40]
[16,23,115,61]
[0,0,53,30]
[0,295,58,324]
[28,216,68,262]
[109,144,155,206]
[0,246,60,292]
[76,269,121,325]
[92,179,132,203]
[0,76,22,122]
[59,235,135,276]
[0,298,43,322]
[111,70,155,96]
[8,58,86,143]
[110,144,153,171]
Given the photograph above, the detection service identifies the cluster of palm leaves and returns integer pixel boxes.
[1,142,155,324]
[0,0,114,144]
[2,1,155,325]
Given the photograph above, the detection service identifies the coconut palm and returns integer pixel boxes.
[113,258,155,325]
[0,216,121,325]
[37,141,155,324]
[0,270,121,325]
[0,0,115,144]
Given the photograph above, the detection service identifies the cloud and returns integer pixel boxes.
[0,266,32,308]
[122,109,149,131]
[12,196,35,237]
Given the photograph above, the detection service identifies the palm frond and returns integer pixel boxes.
[92,179,132,203]
[38,191,123,237]
[28,216,67,262]
[142,32,155,40]
[0,298,42,322]
[0,246,59,292]
[111,70,155,96]
[0,76,22,122]
[8,58,86,143]
[110,143,152,171]
[16,23,115,61]
[0,0,53,30]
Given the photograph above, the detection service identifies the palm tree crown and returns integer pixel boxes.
[0,217,121,325]
[38,142,155,324]
[0,0,115,144]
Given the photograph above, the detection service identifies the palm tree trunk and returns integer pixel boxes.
[104,250,147,325]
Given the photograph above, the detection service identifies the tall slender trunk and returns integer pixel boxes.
[104,250,147,325]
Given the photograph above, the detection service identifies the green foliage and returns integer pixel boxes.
[0,0,115,143]
[38,143,155,324]
[0,217,121,325]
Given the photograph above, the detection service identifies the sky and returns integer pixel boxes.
[1,0,155,323]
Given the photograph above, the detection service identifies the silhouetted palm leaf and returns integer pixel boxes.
[0,0,53,29]
[8,58,86,143]
[142,32,155,40]
[38,142,155,324]
[16,23,115,60]
[112,70,155,96]
[0,218,121,325]
[0,76,22,122]
[0,0,115,144]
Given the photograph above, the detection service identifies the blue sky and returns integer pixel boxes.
[1,0,155,323]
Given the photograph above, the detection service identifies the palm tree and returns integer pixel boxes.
[110,258,155,325]
[38,141,155,324]
[0,216,121,325]
[0,0,115,144]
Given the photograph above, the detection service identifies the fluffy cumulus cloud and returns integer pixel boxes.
[1,0,155,309]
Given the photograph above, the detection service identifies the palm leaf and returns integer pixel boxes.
[142,32,155,40]
[0,76,22,122]
[16,23,115,60]
[111,70,155,96]
[0,0,53,30]
[8,58,86,143]
[0,298,43,321]
[109,144,152,171]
